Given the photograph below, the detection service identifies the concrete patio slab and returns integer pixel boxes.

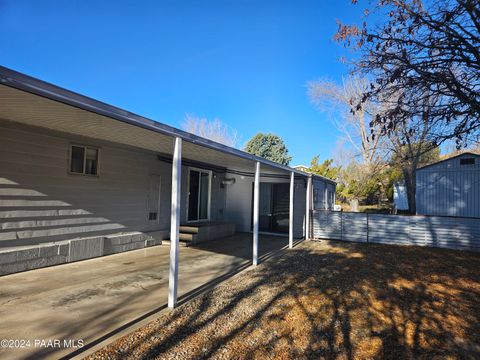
[0,233,291,359]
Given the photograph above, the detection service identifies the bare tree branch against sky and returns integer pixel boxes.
[0,0,366,165]
[181,114,240,148]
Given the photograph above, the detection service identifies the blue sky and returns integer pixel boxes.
[0,0,365,165]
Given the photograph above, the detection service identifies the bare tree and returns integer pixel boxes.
[181,114,240,148]
[307,76,387,169]
[335,0,480,148]
[386,108,441,213]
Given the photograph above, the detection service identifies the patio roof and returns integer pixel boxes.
[0,65,335,183]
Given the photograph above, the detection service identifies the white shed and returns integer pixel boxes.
[393,183,409,211]
[416,152,480,218]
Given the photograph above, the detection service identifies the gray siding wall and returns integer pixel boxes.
[416,154,480,217]
[0,121,175,248]
[313,210,480,251]
[312,180,326,210]
[312,179,336,210]
[313,179,336,210]
[1,119,337,253]
[0,120,229,251]
[224,174,307,238]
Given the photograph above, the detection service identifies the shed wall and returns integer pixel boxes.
[416,154,480,217]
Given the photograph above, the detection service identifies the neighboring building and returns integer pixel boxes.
[312,178,336,211]
[293,165,310,172]
[416,152,480,217]
[393,183,409,211]
[0,66,336,276]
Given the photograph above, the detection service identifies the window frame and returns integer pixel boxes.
[186,167,212,223]
[68,143,101,177]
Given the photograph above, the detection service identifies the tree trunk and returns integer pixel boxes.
[403,168,416,214]
[349,198,359,212]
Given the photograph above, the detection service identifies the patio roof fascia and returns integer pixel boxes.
[0,65,335,185]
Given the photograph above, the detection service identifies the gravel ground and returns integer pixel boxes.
[88,240,480,359]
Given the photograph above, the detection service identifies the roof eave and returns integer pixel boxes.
[0,65,335,184]
[416,152,480,171]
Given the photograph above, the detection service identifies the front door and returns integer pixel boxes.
[253,182,290,234]
[187,168,211,222]
[271,183,290,233]
[259,183,273,231]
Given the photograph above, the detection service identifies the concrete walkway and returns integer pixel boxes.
[0,233,290,359]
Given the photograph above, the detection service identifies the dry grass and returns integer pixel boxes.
[89,240,480,359]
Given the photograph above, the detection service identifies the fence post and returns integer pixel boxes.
[340,210,343,241]
[366,213,369,243]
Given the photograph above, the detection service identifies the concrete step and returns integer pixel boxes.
[162,239,191,247]
[179,225,200,234]
[163,232,197,246]
[179,233,197,242]
[168,223,235,245]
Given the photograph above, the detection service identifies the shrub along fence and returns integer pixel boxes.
[312,210,480,251]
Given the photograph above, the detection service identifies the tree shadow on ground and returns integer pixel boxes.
[90,240,480,360]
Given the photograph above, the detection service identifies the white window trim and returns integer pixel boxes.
[68,143,101,177]
[186,167,212,223]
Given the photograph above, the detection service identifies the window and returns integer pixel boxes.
[460,158,475,166]
[70,145,99,175]
[312,186,325,210]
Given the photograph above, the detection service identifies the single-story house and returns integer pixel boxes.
[293,165,309,172]
[0,66,335,307]
[416,152,480,217]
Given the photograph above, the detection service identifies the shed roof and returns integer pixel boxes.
[416,152,480,172]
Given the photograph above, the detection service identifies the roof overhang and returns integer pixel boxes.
[0,66,335,183]
[416,152,480,172]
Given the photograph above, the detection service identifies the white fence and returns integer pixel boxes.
[312,210,480,251]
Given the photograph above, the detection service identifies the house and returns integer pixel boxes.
[416,152,480,217]
[0,66,335,306]
[293,165,310,172]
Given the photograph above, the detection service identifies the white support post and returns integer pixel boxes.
[305,176,312,240]
[253,161,260,266]
[289,171,294,249]
[168,137,182,309]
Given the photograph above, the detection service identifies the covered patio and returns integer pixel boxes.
[0,66,324,308]
[0,233,293,360]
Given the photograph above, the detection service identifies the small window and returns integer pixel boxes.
[148,212,158,221]
[70,145,99,175]
[460,158,475,165]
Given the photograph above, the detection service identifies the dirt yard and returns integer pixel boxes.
[89,240,480,359]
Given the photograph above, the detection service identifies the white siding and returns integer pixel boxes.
[0,121,173,248]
